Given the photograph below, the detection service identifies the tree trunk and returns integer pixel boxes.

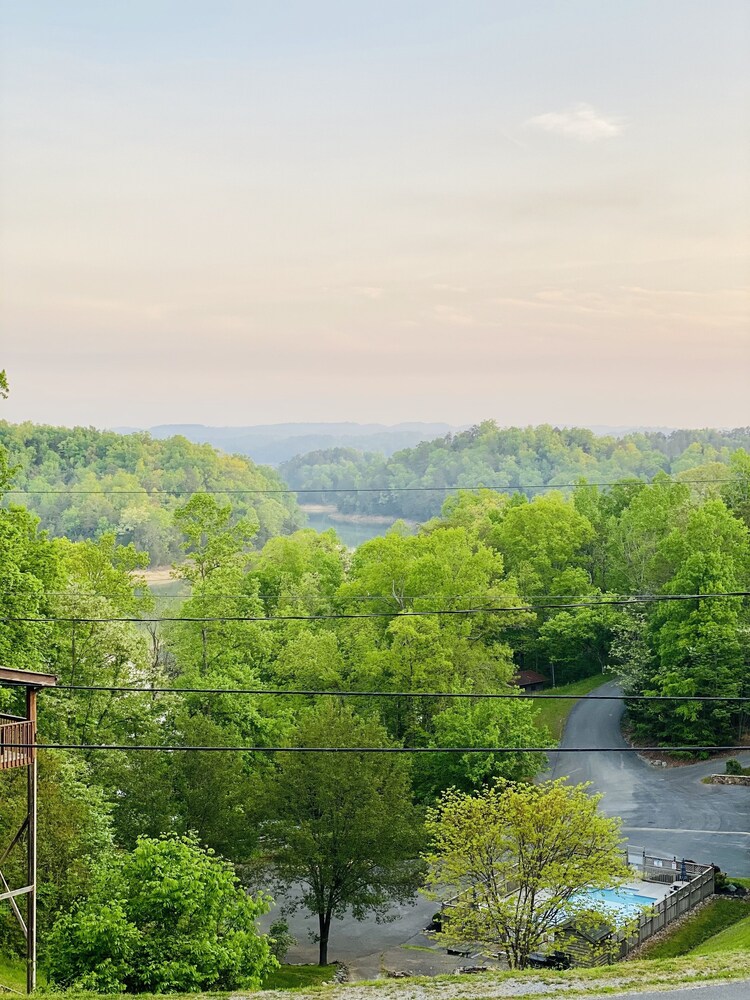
[318,911,332,966]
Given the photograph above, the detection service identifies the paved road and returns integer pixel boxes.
[585,985,750,1000]
[258,888,447,977]
[547,681,750,875]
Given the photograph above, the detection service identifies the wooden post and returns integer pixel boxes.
[25,688,37,994]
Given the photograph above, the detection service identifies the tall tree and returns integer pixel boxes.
[262,702,424,965]
[631,500,750,747]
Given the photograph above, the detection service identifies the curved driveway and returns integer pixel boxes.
[546,681,750,875]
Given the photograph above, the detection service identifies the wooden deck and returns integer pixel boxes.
[0,719,35,771]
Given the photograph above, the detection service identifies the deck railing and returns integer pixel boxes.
[0,720,35,771]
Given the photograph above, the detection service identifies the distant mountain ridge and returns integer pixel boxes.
[112,422,461,465]
[110,422,701,467]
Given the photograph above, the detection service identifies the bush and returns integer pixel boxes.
[269,919,296,963]
[47,834,276,992]
[725,759,744,776]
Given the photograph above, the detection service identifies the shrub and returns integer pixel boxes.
[47,834,276,992]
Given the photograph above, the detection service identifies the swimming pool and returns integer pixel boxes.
[569,887,656,917]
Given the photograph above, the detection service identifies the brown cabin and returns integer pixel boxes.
[513,669,548,693]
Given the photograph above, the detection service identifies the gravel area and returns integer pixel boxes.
[230,965,748,1000]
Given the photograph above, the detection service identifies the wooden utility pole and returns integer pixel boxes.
[0,668,57,994]
[25,687,37,994]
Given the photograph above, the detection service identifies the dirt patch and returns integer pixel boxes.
[140,566,176,585]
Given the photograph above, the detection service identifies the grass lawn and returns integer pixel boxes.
[693,913,750,954]
[639,897,750,959]
[0,952,29,992]
[0,957,332,995]
[261,964,336,990]
[534,674,608,742]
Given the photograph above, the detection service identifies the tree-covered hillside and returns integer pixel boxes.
[2,421,749,977]
[280,422,750,521]
[0,422,304,563]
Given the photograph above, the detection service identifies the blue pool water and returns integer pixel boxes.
[570,887,656,916]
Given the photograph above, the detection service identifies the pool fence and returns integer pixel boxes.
[556,860,715,965]
[440,847,715,967]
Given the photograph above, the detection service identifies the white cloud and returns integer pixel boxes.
[525,103,625,141]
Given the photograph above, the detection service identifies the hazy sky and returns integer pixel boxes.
[1,1,748,429]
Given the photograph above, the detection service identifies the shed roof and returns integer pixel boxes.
[514,670,548,687]
[0,667,58,689]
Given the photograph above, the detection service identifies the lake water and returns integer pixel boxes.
[303,509,399,548]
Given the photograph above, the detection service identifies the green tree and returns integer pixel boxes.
[424,780,628,969]
[721,449,750,529]
[262,702,424,965]
[248,529,347,615]
[491,493,595,596]
[46,834,276,992]
[413,698,550,802]
[537,605,620,685]
[606,477,692,592]
[173,493,258,586]
[629,500,749,748]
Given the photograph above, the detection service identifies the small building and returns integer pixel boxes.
[513,670,547,693]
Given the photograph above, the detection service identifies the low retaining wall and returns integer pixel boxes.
[708,774,750,786]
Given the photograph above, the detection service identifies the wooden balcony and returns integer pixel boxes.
[0,719,35,771]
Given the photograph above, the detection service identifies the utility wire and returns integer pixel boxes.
[46,685,750,703]
[1,477,735,496]
[0,742,744,754]
[2,588,744,603]
[3,591,747,623]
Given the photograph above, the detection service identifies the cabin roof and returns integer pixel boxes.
[0,667,58,689]
[514,670,548,687]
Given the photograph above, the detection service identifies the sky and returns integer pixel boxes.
[1,1,748,430]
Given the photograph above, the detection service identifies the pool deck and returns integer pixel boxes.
[622,878,675,906]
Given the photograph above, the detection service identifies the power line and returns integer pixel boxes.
[47,685,750,703]
[0,742,744,754]
[3,591,747,623]
[1,477,736,496]
[0,588,738,602]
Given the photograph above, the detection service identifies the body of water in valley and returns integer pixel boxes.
[303,509,399,548]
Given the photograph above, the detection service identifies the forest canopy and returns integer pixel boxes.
[280,422,750,521]
[0,422,304,563]
[1,418,749,975]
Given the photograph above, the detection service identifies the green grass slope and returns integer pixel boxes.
[639,898,750,959]
[694,913,750,954]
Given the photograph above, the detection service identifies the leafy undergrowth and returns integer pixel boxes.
[534,674,608,742]
[32,953,750,1000]
[638,897,750,959]
[693,914,750,954]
